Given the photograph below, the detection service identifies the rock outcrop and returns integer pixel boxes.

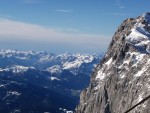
[75,12,150,113]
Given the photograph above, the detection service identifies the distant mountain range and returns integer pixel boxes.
[0,49,102,113]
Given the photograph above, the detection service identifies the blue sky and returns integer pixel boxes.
[0,0,150,54]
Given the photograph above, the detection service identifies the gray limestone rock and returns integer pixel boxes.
[75,13,150,113]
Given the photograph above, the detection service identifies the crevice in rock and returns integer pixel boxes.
[104,86,111,113]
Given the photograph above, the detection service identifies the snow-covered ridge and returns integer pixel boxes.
[46,65,62,74]
[75,13,150,113]
[0,49,102,75]
[0,49,53,58]
[0,65,35,74]
[95,13,150,82]
[126,12,150,53]
[63,54,94,69]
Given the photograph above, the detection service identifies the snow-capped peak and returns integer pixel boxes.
[46,65,62,74]
[11,65,35,73]
[62,54,94,70]
[125,12,150,53]
[0,65,35,74]
[0,49,102,76]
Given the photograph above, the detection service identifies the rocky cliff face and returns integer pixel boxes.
[76,13,150,113]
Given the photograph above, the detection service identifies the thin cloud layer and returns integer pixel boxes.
[21,0,40,4]
[0,18,111,53]
[55,10,73,13]
[106,13,130,16]
[115,0,125,9]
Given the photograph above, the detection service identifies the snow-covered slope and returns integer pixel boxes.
[0,50,102,113]
[0,50,101,75]
[0,50,102,91]
[126,13,150,53]
[0,65,35,74]
[76,12,150,113]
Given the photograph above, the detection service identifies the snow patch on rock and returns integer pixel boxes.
[50,76,60,81]
[46,65,62,74]
[0,65,35,74]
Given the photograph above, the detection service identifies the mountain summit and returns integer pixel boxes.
[76,12,150,113]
